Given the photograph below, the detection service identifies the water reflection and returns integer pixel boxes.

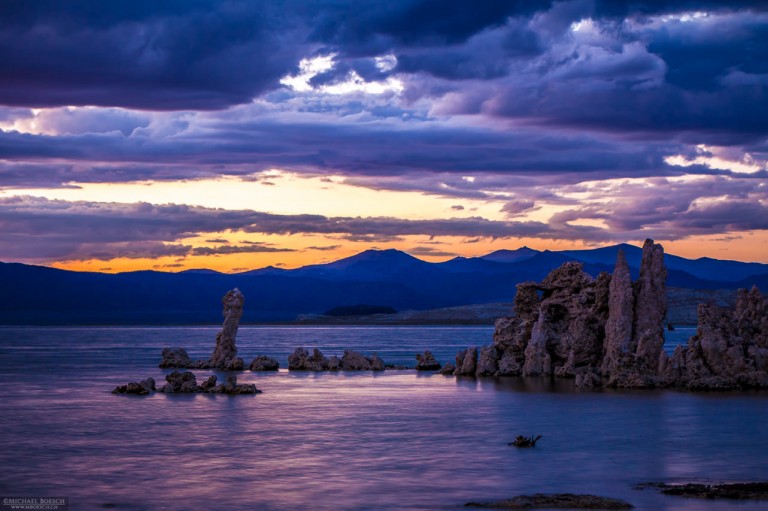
[0,326,766,511]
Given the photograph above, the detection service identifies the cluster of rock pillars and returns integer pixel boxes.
[114,239,767,395]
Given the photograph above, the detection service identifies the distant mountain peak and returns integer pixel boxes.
[481,246,540,263]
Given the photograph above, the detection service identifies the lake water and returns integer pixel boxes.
[1,326,767,511]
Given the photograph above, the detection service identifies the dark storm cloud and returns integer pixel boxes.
[0,0,308,110]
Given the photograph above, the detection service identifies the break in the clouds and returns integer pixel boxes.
[0,1,767,265]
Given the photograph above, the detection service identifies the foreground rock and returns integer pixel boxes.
[160,371,260,394]
[159,288,245,370]
[249,355,280,371]
[638,481,768,500]
[112,378,156,395]
[288,348,385,371]
[465,493,634,509]
[415,350,441,370]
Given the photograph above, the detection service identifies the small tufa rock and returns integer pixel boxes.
[288,347,385,371]
[370,353,385,371]
[288,347,331,370]
[161,371,198,393]
[249,355,280,371]
[455,346,478,376]
[439,362,456,375]
[415,350,442,371]
[159,347,196,368]
[199,375,218,391]
[112,377,156,395]
[341,349,373,370]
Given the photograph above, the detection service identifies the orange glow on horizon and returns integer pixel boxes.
[47,230,768,274]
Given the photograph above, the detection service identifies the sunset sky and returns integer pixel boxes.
[1,0,767,273]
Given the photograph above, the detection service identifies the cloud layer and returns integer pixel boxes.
[0,1,766,265]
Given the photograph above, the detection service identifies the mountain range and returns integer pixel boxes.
[1,244,766,325]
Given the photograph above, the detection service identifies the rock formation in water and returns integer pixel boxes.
[160,371,260,394]
[479,240,666,386]
[112,377,156,395]
[439,362,456,375]
[415,350,441,370]
[161,370,200,393]
[287,347,385,371]
[455,346,478,376]
[660,286,768,389]
[459,238,766,390]
[159,288,245,370]
[484,258,612,382]
[288,347,330,370]
[249,355,280,371]
[209,288,246,370]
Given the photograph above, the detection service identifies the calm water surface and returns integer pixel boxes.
[1,326,766,511]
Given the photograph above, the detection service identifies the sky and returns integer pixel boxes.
[0,0,767,273]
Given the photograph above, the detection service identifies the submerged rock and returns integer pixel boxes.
[249,355,280,371]
[415,350,441,371]
[465,493,634,509]
[112,377,156,395]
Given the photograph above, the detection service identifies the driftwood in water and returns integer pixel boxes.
[508,435,542,447]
